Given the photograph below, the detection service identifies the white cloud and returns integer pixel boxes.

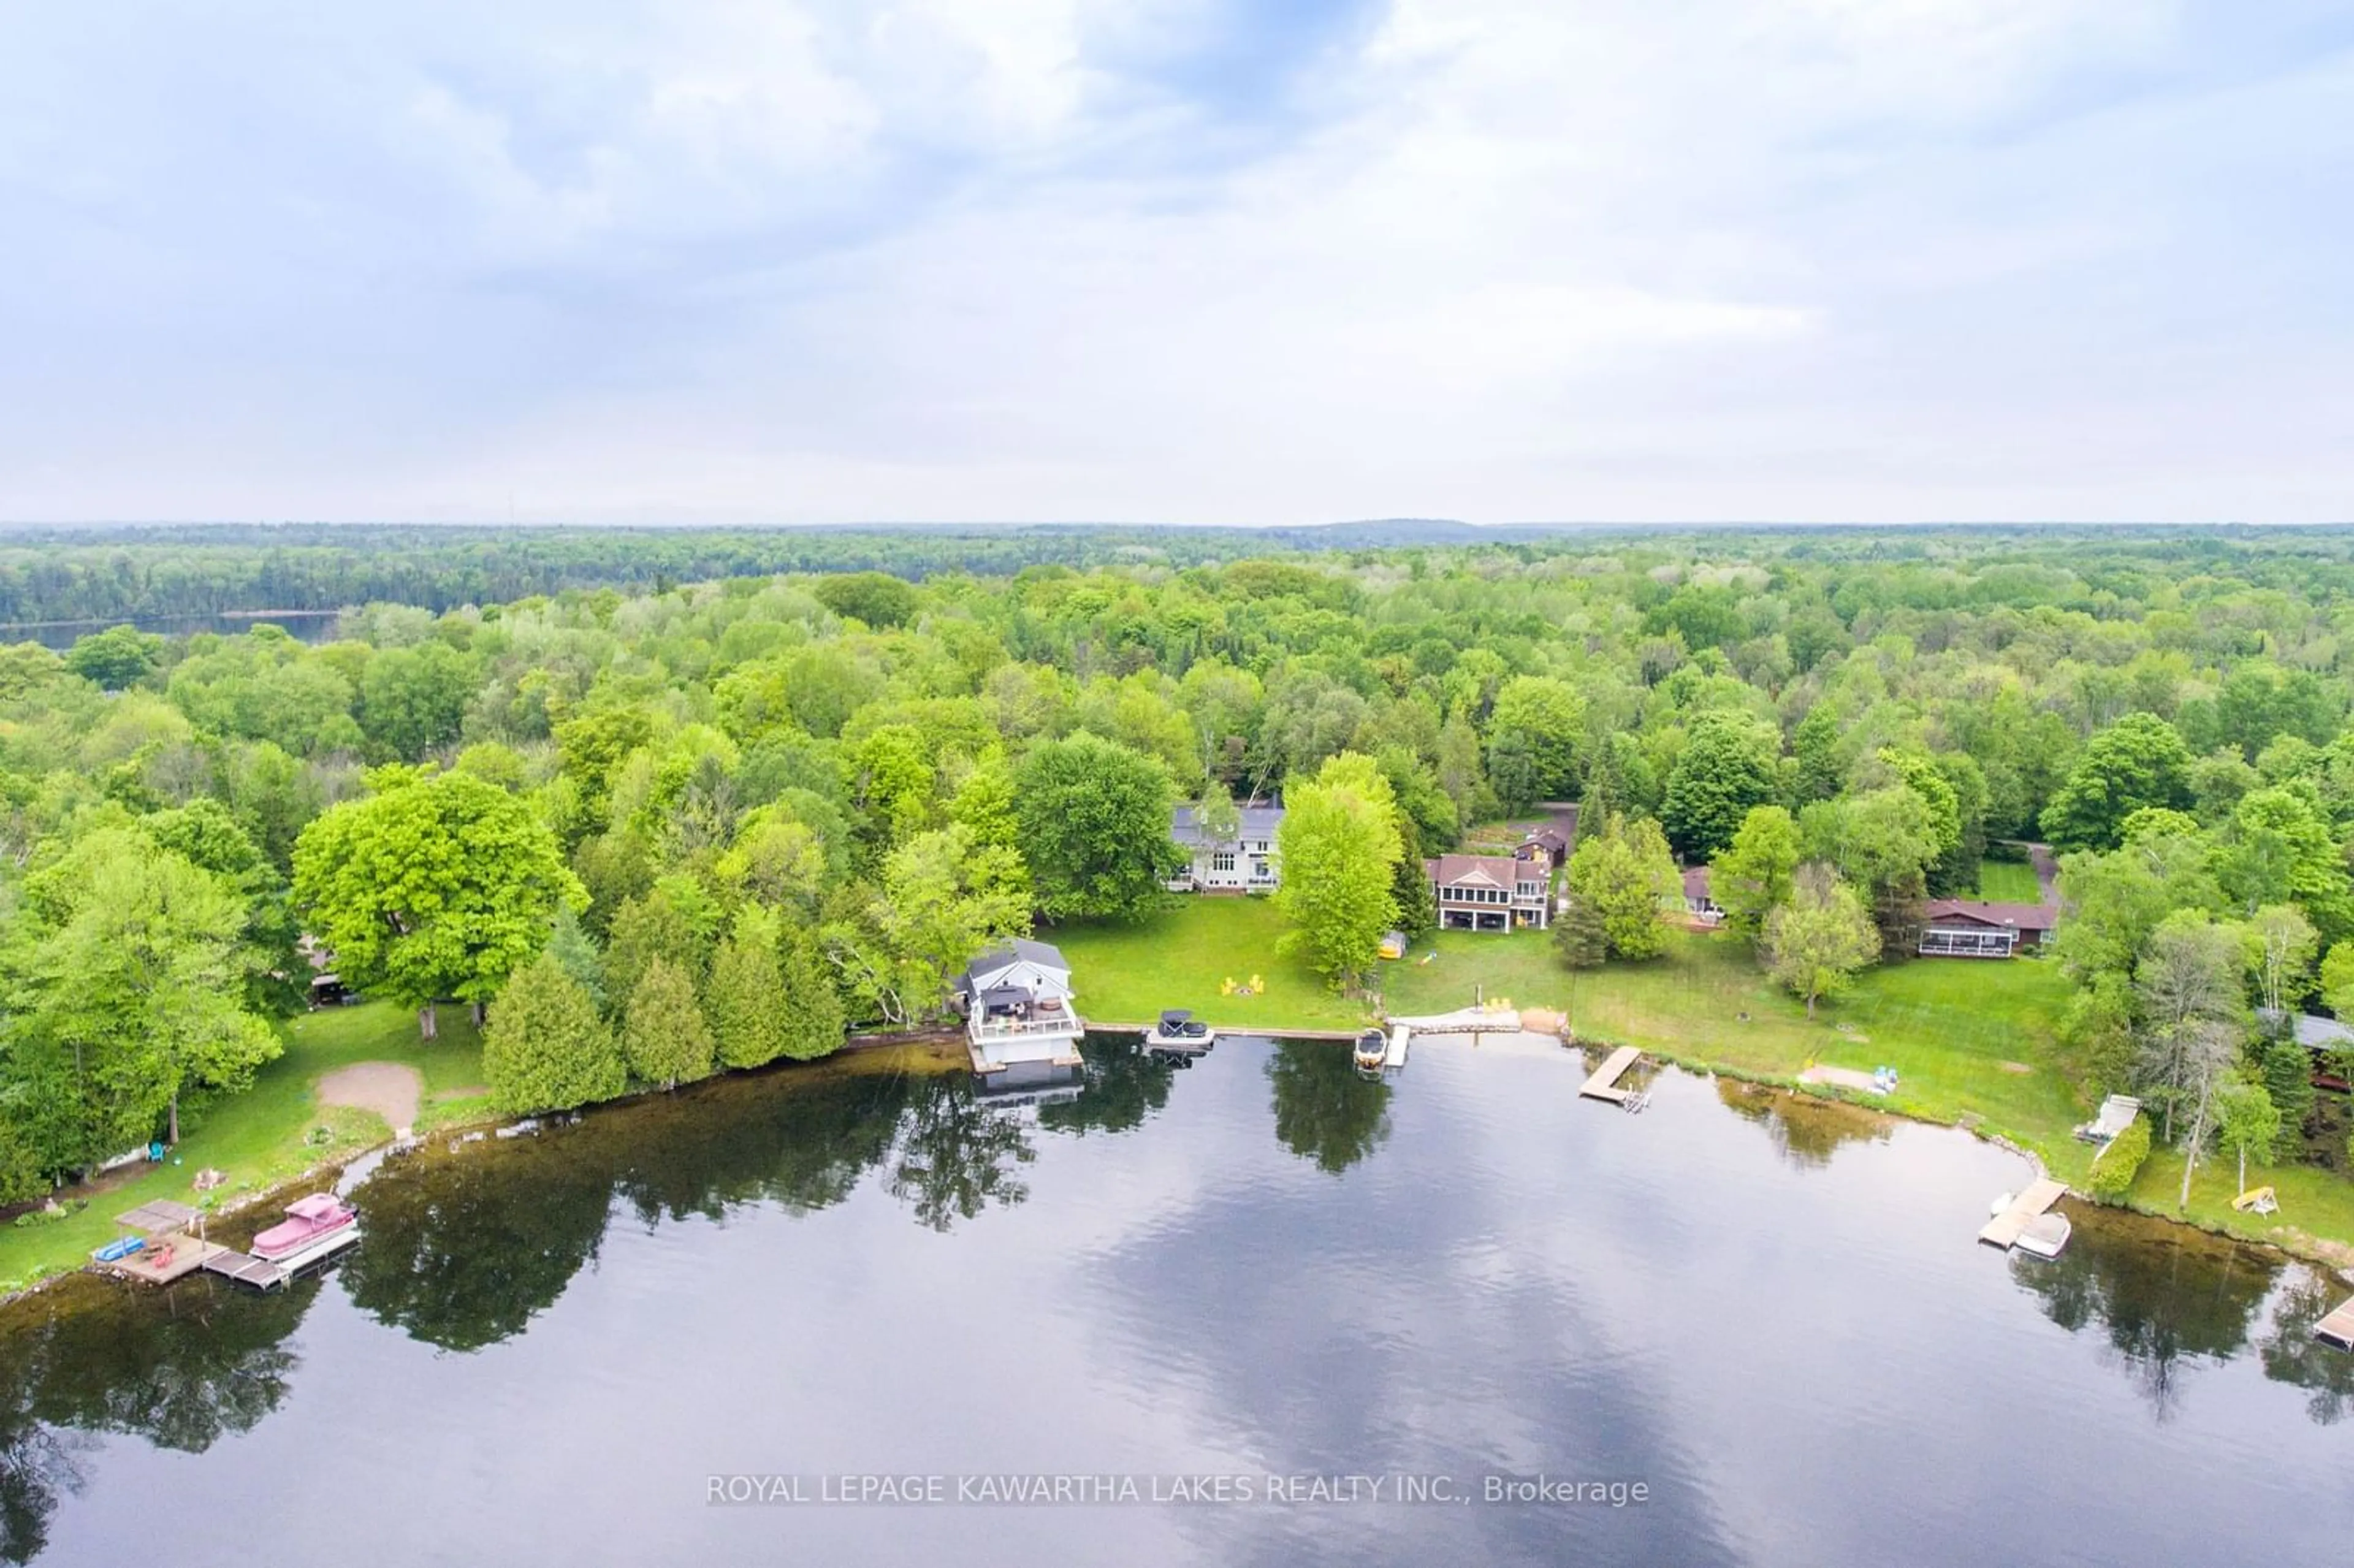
[0,0,2347,522]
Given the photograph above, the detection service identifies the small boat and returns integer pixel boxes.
[251,1193,360,1269]
[1144,1010,1216,1053]
[2013,1212,2072,1260]
[1354,1029,1388,1072]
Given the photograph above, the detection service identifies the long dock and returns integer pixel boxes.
[1384,1026,1410,1070]
[1579,1045,1643,1103]
[1979,1177,2069,1249]
[2315,1297,2354,1350]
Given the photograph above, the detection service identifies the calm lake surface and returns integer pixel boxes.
[4,1034,2351,1567]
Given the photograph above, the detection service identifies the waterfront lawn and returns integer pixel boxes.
[0,1001,483,1293]
[1971,860,2045,903]
[1051,897,1369,1033]
[1386,927,2086,1162]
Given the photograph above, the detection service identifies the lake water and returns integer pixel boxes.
[5,610,341,651]
[4,1034,2350,1567]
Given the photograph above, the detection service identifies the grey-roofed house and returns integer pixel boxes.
[1170,801,1284,892]
[954,939,1083,1070]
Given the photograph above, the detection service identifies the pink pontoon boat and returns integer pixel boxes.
[251,1193,360,1268]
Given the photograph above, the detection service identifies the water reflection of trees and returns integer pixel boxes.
[0,1276,318,1562]
[2010,1209,2275,1421]
[1037,1035,1176,1139]
[2258,1268,2354,1425]
[1267,1040,1390,1175]
[349,1068,928,1350]
[1713,1079,1892,1171]
[886,1075,1037,1231]
[343,1132,620,1353]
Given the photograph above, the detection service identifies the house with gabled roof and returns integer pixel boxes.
[1428,853,1550,932]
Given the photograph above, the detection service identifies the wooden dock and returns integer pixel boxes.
[2314,1296,2354,1350]
[1384,1026,1410,1070]
[1979,1177,2069,1249]
[1579,1045,1643,1103]
[201,1249,289,1290]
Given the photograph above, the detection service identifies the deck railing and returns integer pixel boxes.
[970,1010,1084,1040]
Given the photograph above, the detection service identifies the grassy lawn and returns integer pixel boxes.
[1051,897,1370,1033]
[1971,860,2045,902]
[0,1001,483,1294]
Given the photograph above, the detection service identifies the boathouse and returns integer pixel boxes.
[954,940,1084,1070]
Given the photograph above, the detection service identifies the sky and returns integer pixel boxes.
[1,1,2350,526]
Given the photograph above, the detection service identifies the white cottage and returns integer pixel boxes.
[954,940,1084,1070]
[1169,801,1284,891]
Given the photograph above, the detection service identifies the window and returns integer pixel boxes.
[1211,851,1235,872]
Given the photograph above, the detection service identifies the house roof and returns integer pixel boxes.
[1171,801,1285,848]
[1426,853,1528,887]
[1922,899,2059,931]
[1682,866,1712,900]
[964,938,1070,981]
[2262,1008,2354,1050]
[1523,826,1570,852]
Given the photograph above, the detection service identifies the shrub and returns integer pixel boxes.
[2088,1115,2152,1203]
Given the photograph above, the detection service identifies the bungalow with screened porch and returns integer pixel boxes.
[1918,899,2059,958]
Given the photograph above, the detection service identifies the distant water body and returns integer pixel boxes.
[2,609,341,650]
[2,1035,2349,1567]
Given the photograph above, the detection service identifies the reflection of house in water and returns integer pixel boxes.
[971,1057,1084,1111]
[954,940,1084,1076]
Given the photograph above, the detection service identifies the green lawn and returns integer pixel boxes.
[0,1001,483,1295]
[1051,897,1371,1033]
[1971,860,2046,903]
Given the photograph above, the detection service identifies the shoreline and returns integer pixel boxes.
[9,1021,2347,1316]
[0,1035,970,1312]
[1585,1027,2354,1284]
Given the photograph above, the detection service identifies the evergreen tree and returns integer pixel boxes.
[483,954,626,1115]
[707,907,792,1071]
[621,958,716,1090]
[780,926,848,1060]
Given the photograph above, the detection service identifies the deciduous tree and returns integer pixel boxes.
[1274,752,1403,989]
[1015,732,1184,922]
[292,768,585,1038]
[1761,862,1880,1018]
[1561,813,1680,962]
[1713,804,1799,939]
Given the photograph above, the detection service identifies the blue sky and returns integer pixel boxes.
[1,0,2349,524]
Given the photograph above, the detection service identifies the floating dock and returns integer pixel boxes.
[1979,1177,2069,1249]
[1579,1046,1643,1104]
[1384,1026,1410,1070]
[202,1250,289,1289]
[2315,1297,2354,1350]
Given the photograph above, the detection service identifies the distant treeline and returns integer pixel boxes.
[2,520,2353,627]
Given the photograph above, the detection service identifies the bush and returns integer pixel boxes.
[2087,1115,2152,1203]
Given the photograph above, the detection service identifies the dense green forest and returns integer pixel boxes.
[7,527,2354,1216]
[6,520,2354,628]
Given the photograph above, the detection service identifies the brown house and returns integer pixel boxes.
[1919,899,2059,957]
[1428,853,1550,932]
